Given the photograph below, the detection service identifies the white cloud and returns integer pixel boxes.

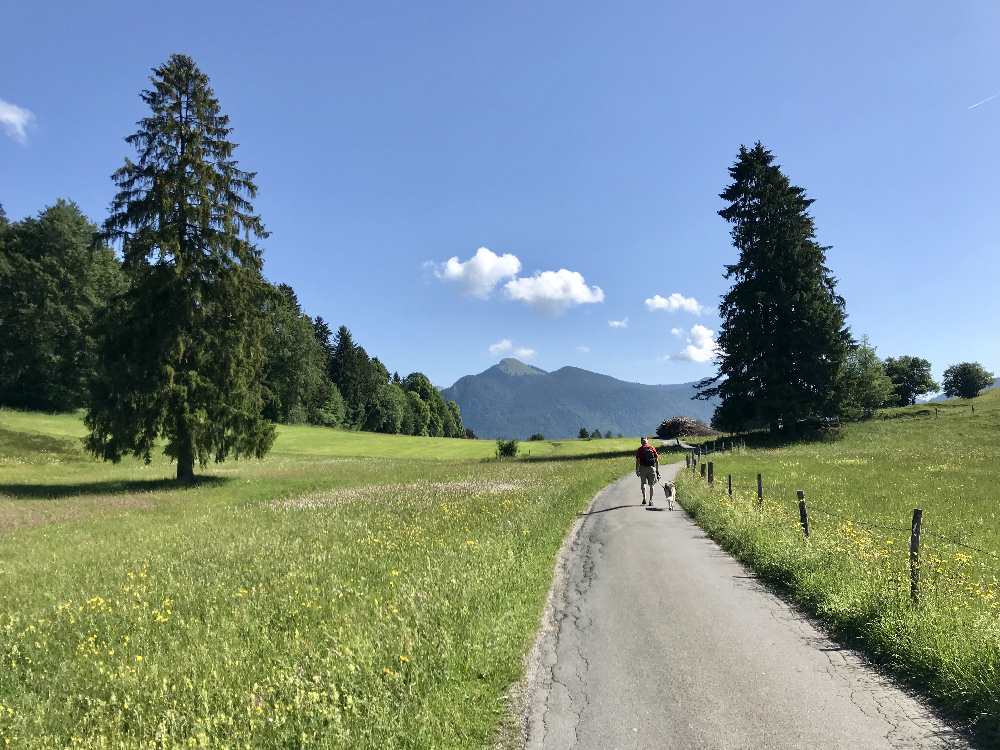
[576,345,591,353]
[672,324,719,363]
[0,98,34,144]
[434,247,521,298]
[608,317,629,329]
[488,338,513,355]
[504,269,604,314]
[645,292,703,315]
[488,338,535,360]
[670,327,683,337]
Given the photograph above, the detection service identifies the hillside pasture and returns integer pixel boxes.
[0,410,631,748]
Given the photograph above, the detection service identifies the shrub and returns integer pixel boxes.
[528,433,545,441]
[496,439,519,458]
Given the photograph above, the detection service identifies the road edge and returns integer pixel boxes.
[492,477,621,750]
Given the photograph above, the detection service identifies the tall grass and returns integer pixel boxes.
[0,411,628,748]
[677,389,1000,733]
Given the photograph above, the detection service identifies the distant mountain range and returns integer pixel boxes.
[441,358,718,439]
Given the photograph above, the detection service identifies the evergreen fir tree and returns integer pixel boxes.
[85,54,275,482]
[698,143,850,433]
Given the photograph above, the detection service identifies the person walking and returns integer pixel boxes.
[635,436,660,506]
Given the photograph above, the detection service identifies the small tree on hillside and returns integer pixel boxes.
[838,337,894,420]
[942,362,994,399]
[578,427,590,439]
[697,143,851,433]
[85,55,274,482]
[883,356,938,406]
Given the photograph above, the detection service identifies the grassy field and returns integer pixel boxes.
[676,389,1000,733]
[0,411,638,748]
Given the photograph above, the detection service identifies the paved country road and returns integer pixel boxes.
[519,462,969,750]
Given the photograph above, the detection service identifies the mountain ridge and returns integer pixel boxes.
[442,359,718,439]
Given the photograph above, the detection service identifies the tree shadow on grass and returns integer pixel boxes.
[520,449,635,463]
[0,475,230,500]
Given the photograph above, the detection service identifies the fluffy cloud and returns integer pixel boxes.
[576,345,591,353]
[434,247,521,298]
[645,292,703,315]
[488,338,535,360]
[504,269,604,314]
[670,327,682,337]
[0,98,35,144]
[488,338,513,355]
[672,324,719,363]
[608,317,629,329]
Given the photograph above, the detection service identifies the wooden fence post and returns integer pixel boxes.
[700,463,706,479]
[685,453,691,469]
[797,490,809,538]
[708,461,714,485]
[910,508,923,605]
[756,473,763,505]
[727,474,732,496]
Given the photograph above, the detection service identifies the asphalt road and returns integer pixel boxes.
[521,462,967,750]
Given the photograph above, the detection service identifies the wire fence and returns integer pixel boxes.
[681,449,999,601]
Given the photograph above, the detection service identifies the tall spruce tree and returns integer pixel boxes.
[85,54,275,482]
[698,144,850,433]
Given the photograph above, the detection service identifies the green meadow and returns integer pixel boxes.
[677,389,1000,731]
[0,411,636,748]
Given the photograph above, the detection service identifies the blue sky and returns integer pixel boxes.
[3,1,998,388]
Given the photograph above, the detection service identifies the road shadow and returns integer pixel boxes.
[578,503,638,516]
[521,449,634,463]
[0,476,229,500]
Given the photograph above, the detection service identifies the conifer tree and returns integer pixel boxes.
[698,144,850,433]
[85,54,274,482]
[0,200,122,411]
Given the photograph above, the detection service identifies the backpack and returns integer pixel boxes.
[638,446,657,467]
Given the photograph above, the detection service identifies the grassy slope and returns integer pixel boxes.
[0,411,636,748]
[676,389,1000,733]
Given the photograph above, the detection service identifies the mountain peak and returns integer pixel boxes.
[442,360,717,438]
[495,358,547,376]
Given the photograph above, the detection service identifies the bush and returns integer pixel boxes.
[496,439,518,458]
[528,433,545,441]
[464,428,478,440]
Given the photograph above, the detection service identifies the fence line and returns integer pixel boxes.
[687,454,999,601]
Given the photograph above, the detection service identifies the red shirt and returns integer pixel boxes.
[636,445,658,464]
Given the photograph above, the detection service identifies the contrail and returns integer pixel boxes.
[968,92,1000,110]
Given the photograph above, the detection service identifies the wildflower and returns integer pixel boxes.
[399,655,410,663]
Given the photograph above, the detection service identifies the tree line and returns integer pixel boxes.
[0,55,463,481]
[0,200,464,438]
[697,143,994,432]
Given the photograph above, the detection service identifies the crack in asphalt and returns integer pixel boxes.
[518,466,970,749]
